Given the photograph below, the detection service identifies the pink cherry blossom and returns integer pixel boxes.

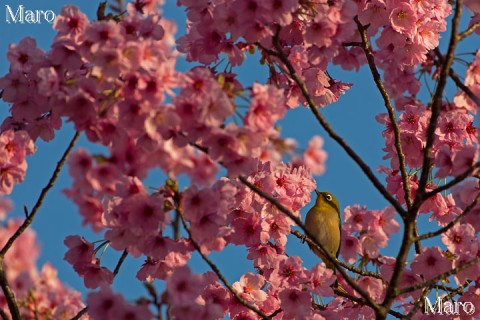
[232,273,267,303]
[410,247,452,281]
[166,266,203,306]
[442,223,478,255]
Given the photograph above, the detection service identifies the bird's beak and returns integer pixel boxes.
[314,190,321,196]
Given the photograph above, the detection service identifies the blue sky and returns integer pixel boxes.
[0,0,478,309]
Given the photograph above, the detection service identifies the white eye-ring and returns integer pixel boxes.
[325,194,332,201]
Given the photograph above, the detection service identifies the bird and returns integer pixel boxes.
[304,190,341,270]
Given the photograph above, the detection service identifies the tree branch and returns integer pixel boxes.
[457,21,480,41]
[433,48,480,107]
[398,257,480,294]
[354,16,412,212]
[423,162,480,200]
[0,131,80,320]
[270,34,407,218]
[0,308,8,320]
[414,0,463,209]
[290,230,383,279]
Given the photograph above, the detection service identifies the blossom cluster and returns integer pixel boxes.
[177,0,356,108]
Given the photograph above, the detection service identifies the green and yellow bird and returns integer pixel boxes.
[305,190,341,270]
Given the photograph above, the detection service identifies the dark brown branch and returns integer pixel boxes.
[268,308,282,318]
[416,192,480,241]
[270,35,407,218]
[414,0,463,209]
[380,220,414,313]
[423,162,480,200]
[354,16,412,213]
[70,306,88,319]
[177,208,270,320]
[238,176,385,315]
[290,230,383,279]
[113,250,128,276]
[399,257,480,294]
[70,249,130,320]
[0,259,18,320]
[342,41,362,47]
[0,131,80,320]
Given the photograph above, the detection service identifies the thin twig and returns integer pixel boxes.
[354,16,412,213]
[0,131,80,256]
[70,306,88,320]
[443,280,471,300]
[268,308,282,318]
[270,34,407,218]
[434,49,480,107]
[416,192,480,241]
[113,250,128,276]
[399,257,479,294]
[177,208,271,320]
[0,131,80,320]
[342,41,362,47]
[290,230,383,279]
[423,162,480,200]
[457,21,480,41]
[414,0,463,209]
[238,176,385,315]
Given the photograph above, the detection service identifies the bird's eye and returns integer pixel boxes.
[325,194,332,201]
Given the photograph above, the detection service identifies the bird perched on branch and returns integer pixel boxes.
[305,190,341,269]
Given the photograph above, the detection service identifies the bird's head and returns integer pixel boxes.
[314,190,340,215]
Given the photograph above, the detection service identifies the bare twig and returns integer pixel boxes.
[354,16,412,213]
[0,131,80,320]
[416,192,480,241]
[270,34,407,218]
